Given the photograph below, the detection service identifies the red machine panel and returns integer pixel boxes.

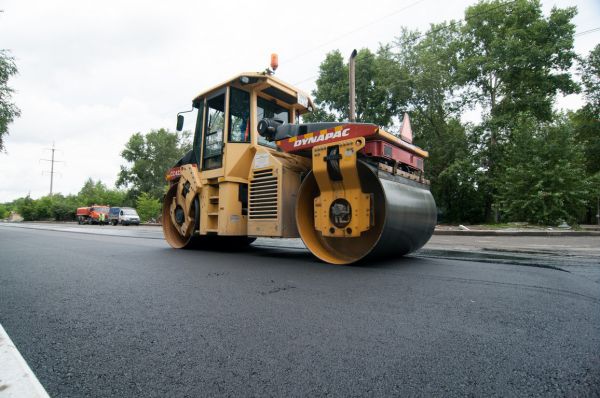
[276,124,379,153]
[361,140,424,171]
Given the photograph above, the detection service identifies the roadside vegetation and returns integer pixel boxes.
[305,0,599,226]
[1,0,598,226]
[0,49,20,152]
[1,130,189,223]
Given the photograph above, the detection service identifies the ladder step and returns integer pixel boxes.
[208,212,219,216]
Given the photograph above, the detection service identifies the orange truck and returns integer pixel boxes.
[76,205,109,225]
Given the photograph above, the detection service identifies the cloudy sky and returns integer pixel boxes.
[0,0,598,202]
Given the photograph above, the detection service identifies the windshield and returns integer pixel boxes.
[93,207,109,213]
[229,87,250,143]
[257,97,289,148]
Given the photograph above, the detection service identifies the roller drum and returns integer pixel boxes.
[162,184,197,249]
[296,162,436,264]
[162,183,256,250]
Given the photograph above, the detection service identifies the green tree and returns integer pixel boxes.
[17,195,36,221]
[136,192,161,222]
[293,0,582,224]
[48,194,79,221]
[33,196,54,220]
[460,0,577,123]
[117,128,191,200]
[78,178,104,205]
[436,157,487,222]
[496,115,588,225]
[306,47,410,127]
[0,203,8,219]
[0,49,20,152]
[77,178,127,206]
[394,24,465,126]
[571,44,600,223]
[4,180,128,222]
[572,44,600,175]
[393,24,484,222]
[458,0,578,220]
[580,43,600,111]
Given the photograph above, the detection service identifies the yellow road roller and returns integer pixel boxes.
[163,64,436,264]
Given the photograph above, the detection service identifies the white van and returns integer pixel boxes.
[108,207,141,226]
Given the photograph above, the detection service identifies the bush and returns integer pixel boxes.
[18,196,36,221]
[496,115,589,225]
[136,192,161,222]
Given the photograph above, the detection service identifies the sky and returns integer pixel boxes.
[0,0,598,202]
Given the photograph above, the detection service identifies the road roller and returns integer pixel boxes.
[163,63,436,264]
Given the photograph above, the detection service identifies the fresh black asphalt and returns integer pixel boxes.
[0,225,599,397]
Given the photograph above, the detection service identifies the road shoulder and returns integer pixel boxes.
[0,323,50,398]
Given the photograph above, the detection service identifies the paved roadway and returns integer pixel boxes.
[0,223,599,397]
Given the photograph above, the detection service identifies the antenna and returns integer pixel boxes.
[40,142,64,196]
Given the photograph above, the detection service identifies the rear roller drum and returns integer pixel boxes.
[162,183,256,250]
[296,161,436,265]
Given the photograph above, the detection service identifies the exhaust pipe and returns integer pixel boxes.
[348,49,357,122]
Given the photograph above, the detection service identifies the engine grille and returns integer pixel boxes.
[249,168,279,220]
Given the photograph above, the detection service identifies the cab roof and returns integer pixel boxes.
[192,72,315,115]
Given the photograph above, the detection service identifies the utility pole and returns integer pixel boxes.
[40,142,63,196]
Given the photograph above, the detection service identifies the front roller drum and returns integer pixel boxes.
[162,183,199,249]
[296,162,436,264]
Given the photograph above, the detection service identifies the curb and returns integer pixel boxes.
[0,323,50,397]
[434,230,600,237]
[7,221,600,237]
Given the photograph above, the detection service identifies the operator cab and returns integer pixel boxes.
[175,72,314,174]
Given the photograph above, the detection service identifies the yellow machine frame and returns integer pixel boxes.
[163,71,437,264]
[165,73,314,244]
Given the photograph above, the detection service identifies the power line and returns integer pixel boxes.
[293,75,318,86]
[391,0,519,49]
[574,26,600,37]
[292,0,520,88]
[283,0,430,65]
[293,22,594,90]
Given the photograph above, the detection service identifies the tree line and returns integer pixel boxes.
[2,0,598,226]
[1,128,190,222]
[305,0,599,225]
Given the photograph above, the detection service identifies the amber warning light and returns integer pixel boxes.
[270,53,279,71]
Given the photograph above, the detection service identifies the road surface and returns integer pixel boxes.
[1,223,599,397]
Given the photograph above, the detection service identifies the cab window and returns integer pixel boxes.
[203,91,225,169]
[257,97,289,148]
[228,87,250,143]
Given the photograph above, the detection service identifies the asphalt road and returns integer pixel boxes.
[1,224,599,397]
